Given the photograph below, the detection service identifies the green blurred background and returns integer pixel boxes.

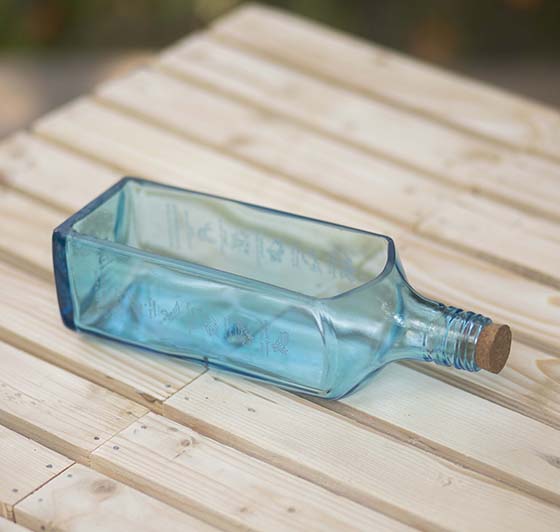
[1,0,559,138]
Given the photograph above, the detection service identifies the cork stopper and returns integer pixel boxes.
[475,323,512,374]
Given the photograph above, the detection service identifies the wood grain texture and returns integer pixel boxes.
[405,340,560,431]
[96,66,560,288]
[161,35,560,224]
[329,363,560,501]
[98,67,449,228]
[0,262,205,410]
[0,517,31,531]
[32,99,560,356]
[92,413,409,532]
[14,464,218,532]
[163,373,560,531]
[211,4,560,163]
[0,341,147,462]
[0,426,72,520]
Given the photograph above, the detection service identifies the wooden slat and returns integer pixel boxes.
[325,364,560,501]
[0,190,62,279]
[212,4,560,163]
[0,133,119,214]
[0,341,147,462]
[0,517,30,531]
[405,339,560,431]
[92,412,408,532]
[0,426,72,520]
[162,374,560,531]
[14,464,218,532]
[98,67,448,228]
[0,262,204,411]
[160,35,560,224]
[33,99,393,236]
[31,100,560,355]
[96,66,560,288]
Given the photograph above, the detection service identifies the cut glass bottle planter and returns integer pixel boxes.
[53,178,511,399]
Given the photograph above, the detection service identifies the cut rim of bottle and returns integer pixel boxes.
[56,176,398,302]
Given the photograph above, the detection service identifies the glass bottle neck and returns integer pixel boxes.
[423,306,491,371]
[385,289,492,373]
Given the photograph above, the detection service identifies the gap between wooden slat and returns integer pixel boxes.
[0,424,73,521]
[0,516,31,531]
[159,373,560,531]
[13,463,220,532]
[0,345,413,531]
[210,4,560,166]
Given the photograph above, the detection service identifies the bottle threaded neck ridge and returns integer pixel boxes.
[433,307,491,372]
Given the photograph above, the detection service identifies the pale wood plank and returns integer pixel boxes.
[0,190,62,279]
[0,517,30,531]
[321,363,560,502]
[98,67,448,228]
[160,35,560,224]
[92,412,409,532]
[0,262,204,410]
[0,426,72,520]
[33,98,396,237]
[212,4,560,162]
[96,67,560,287]
[32,100,560,355]
[0,133,120,214]
[162,375,560,531]
[0,341,147,462]
[405,339,560,431]
[14,464,218,532]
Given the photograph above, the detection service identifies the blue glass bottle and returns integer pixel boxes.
[53,178,511,399]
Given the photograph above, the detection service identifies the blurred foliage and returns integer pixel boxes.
[0,0,559,63]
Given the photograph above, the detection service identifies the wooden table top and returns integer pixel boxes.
[0,4,559,531]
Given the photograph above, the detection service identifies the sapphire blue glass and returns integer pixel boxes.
[53,178,489,398]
